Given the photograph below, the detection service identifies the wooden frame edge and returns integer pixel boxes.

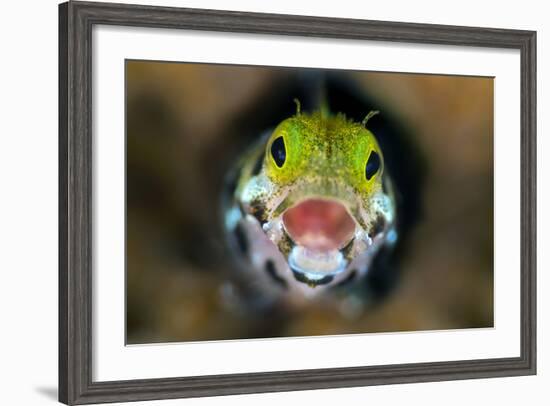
[58,1,537,404]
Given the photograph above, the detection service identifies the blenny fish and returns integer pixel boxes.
[224,100,397,307]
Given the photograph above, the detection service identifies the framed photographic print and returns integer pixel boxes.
[58,1,537,404]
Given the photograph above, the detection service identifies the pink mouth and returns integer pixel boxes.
[282,198,356,251]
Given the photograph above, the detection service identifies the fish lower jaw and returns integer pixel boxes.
[288,246,347,286]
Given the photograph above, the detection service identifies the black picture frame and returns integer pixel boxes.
[59,1,537,404]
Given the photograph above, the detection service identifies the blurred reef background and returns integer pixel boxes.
[126,61,493,344]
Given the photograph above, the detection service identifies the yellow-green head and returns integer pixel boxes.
[265,111,384,198]
[229,107,396,296]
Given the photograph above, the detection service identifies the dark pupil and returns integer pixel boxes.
[365,151,380,180]
[271,136,286,168]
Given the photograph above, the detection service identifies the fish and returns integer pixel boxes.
[223,100,398,307]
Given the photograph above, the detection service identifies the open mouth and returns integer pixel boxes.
[282,198,357,285]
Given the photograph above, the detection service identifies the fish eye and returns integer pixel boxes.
[365,150,381,181]
[270,136,286,168]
